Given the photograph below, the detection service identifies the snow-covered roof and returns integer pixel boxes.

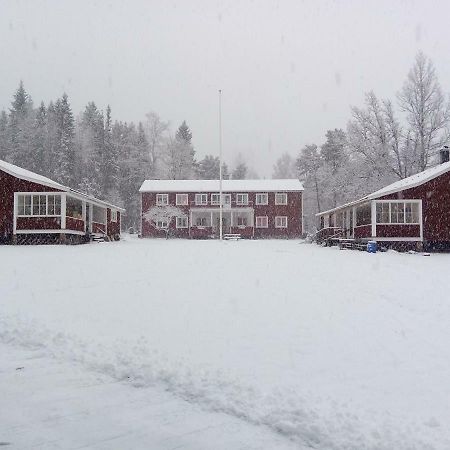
[316,161,450,216]
[0,159,66,191]
[0,159,125,212]
[139,179,304,193]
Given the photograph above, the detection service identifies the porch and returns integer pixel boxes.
[13,192,109,241]
[318,199,423,244]
[189,208,254,239]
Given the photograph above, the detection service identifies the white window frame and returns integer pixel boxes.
[236,193,248,206]
[176,194,188,206]
[157,219,168,229]
[256,216,268,228]
[275,193,288,205]
[211,193,221,205]
[255,193,268,205]
[156,194,169,206]
[176,216,188,228]
[195,193,208,205]
[375,200,420,225]
[111,210,118,222]
[17,193,62,217]
[275,216,288,228]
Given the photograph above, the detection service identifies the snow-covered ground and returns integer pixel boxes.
[1,236,450,449]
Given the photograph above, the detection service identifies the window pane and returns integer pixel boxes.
[390,203,398,223]
[397,203,405,223]
[411,203,419,223]
[39,195,47,215]
[25,195,32,215]
[18,195,25,215]
[55,196,61,215]
[33,195,40,215]
[381,203,389,223]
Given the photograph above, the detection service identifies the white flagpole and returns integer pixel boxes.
[219,89,223,241]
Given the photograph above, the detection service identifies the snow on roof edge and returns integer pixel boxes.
[139,179,304,192]
[0,159,125,212]
[316,161,450,216]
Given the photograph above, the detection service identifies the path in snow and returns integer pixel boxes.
[0,342,301,450]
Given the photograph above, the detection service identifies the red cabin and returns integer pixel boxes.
[0,159,124,244]
[316,159,450,251]
[139,179,304,239]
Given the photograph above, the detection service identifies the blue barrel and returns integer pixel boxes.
[367,241,377,253]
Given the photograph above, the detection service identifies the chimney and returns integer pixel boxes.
[440,146,450,164]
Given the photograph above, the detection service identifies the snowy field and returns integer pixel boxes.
[1,236,450,449]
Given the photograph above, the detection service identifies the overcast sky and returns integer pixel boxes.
[1,0,450,176]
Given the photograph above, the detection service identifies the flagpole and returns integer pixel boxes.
[219,89,223,241]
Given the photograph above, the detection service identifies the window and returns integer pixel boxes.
[157,220,168,228]
[32,195,47,215]
[376,201,419,224]
[256,193,268,205]
[111,210,118,222]
[211,193,220,205]
[156,194,168,206]
[92,204,106,223]
[256,216,268,228]
[275,193,287,205]
[196,217,207,226]
[237,216,247,226]
[18,194,61,216]
[236,193,248,205]
[195,194,208,205]
[176,216,188,228]
[176,194,188,205]
[275,216,288,228]
[47,195,61,215]
[211,193,231,205]
[405,202,419,223]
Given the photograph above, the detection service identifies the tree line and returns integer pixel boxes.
[272,52,450,232]
[0,84,253,229]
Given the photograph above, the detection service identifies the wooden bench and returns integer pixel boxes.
[223,233,241,240]
[338,239,367,251]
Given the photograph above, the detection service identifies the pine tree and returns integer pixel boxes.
[175,120,192,144]
[53,94,75,186]
[197,154,220,179]
[31,102,47,174]
[272,152,297,178]
[9,81,34,166]
[232,162,248,179]
[0,111,9,161]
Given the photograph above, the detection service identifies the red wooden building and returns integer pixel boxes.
[139,179,303,239]
[0,159,124,244]
[316,157,450,251]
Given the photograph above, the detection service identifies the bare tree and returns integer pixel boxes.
[143,205,187,238]
[348,92,408,181]
[145,112,169,177]
[397,52,450,171]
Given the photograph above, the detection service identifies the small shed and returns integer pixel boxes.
[0,159,125,244]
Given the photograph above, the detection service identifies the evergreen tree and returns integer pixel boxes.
[232,162,248,179]
[197,154,220,179]
[272,152,297,178]
[0,111,9,161]
[31,102,47,174]
[53,93,75,186]
[9,81,34,166]
[163,121,196,179]
[176,120,192,144]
